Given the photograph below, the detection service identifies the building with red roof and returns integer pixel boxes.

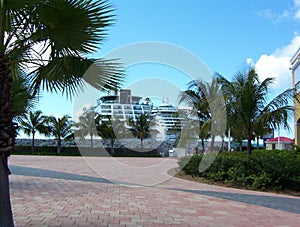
[265,137,294,150]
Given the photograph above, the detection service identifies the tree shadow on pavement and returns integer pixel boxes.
[10,165,113,184]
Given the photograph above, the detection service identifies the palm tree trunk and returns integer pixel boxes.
[201,139,205,152]
[141,138,143,154]
[110,139,115,155]
[247,138,252,156]
[0,55,15,226]
[57,138,61,154]
[0,156,14,226]
[221,136,224,150]
[32,131,35,152]
[239,140,243,151]
[90,134,93,148]
[210,134,215,151]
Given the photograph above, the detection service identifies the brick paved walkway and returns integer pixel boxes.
[9,155,300,226]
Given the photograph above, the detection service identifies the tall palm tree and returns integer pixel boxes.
[45,115,74,154]
[179,82,209,152]
[218,67,293,156]
[0,1,124,224]
[179,78,225,152]
[19,110,48,152]
[74,108,97,148]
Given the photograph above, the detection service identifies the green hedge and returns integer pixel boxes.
[12,146,161,157]
[13,146,85,156]
[178,150,300,191]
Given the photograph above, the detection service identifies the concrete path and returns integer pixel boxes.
[9,155,300,227]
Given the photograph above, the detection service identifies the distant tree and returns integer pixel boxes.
[180,80,209,151]
[45,115,74,154]
[74,108,97,148]
[218,67,293,155]
[19,111,48,152]
[96,116,127,155]
[128,113,154,153]
[179,78,225,152]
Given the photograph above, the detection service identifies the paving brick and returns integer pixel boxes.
[9,156,300,227]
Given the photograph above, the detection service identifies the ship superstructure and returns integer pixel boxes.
[152,102,184,140]
[95,89,183,140]
[95,89,152,122]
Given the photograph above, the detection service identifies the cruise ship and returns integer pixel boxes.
[152,102,183,140]
[95,89,183,140]
[95,89,152,122]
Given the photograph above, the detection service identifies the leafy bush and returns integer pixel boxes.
[12,146,82,156]
[178,150,300,191]
[179,155,203,175]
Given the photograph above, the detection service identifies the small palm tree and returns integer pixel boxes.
[218,67,293,155]
[74,108,97,148]
[19,111,48,152]
[179,78,225,152]
[128,113,153,153]
[45,115,74,154]
[96,116,126,155]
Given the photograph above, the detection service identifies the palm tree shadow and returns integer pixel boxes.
[10,165,113,184]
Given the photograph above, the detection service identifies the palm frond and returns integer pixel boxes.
[11,66,39,121]
[45,115,73,140]
[30,56,125,99]
[262,88,294,111]
[31,0,114,56]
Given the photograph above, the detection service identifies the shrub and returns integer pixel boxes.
[179,150,300,191]
[252,173,272,191]
[178,155,203,176]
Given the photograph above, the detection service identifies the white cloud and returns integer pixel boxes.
[295,8,300,20]
[255,55,291,89]
[294,0,300,22]
[256,1,300,23]
[255,9,290,23]
[254,35,300,139]
[273,35,300,56]
[254,35,300,90]
[246,58,254,66]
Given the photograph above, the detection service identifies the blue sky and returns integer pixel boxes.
[35,0,300,138]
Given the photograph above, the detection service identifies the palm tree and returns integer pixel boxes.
[0,1,124,224]
[179,83,209,152]
[128,113,153,153]
[96,116,127,155]
[218,67,293,156]
[74,108,97,148]
[179,78,225,152]
[19,111,48,152]
[45,115,74,154]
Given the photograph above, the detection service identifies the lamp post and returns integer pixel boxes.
[277,127,280,150]
[228,128,231,152]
